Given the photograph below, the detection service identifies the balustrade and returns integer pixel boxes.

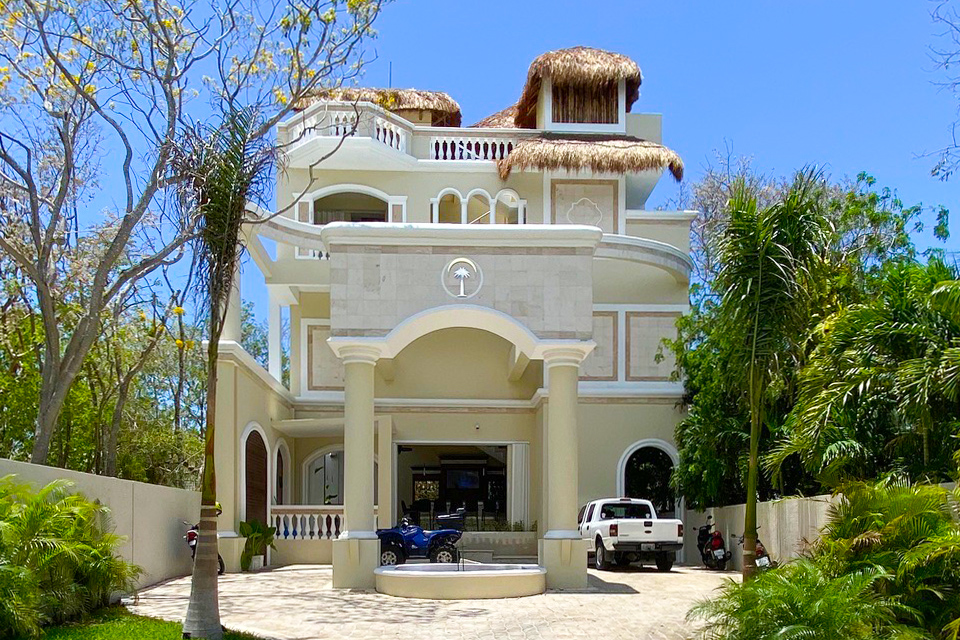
[270,505,379,541]
[429,135,516,161]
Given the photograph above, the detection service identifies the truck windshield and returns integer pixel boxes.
[599,503,652,520]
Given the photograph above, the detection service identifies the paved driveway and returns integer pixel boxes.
[128,564,735,640]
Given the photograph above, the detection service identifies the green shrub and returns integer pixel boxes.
[816,478,960,635]
[688,559,930,640]
[238,520,276,572]
[0,476,141,637]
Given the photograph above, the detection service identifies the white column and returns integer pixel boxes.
[221,264,242,343]
[268,289,282,381]
[507,443,529,527]
[332,344,381,589]
[540,346,589,589]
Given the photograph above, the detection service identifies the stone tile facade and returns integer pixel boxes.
[329,245,595,341]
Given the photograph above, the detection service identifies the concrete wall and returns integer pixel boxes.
[685,494,837,570]
[0,458,201,589]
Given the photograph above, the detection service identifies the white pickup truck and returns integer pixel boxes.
[578,497,684,571]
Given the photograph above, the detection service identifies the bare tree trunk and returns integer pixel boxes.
[183,306,222,639]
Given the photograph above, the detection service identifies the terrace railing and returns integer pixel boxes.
[270,505,379,541]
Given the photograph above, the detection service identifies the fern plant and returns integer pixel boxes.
[689,559,931,640]
[0,475,140,637]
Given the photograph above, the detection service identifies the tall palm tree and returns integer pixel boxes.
[176,109,274,639]
[713,169,827,577]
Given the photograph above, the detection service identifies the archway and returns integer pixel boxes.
[244,430,269,525]
[617,439,679,518]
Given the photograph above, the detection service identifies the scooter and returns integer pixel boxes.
[738,527,777,570]
[696,515,732,570]
[184,521,225,575]
[377,508,465,566]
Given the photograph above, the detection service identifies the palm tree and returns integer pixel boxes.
[713,168,827,577]
[176,109,274,639]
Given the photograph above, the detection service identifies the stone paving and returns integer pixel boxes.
[128,564,735,640]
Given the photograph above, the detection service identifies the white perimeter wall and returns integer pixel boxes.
[0,458,200,589]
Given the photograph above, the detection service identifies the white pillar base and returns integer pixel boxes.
[538,534,588,589]
[332,536,380,589]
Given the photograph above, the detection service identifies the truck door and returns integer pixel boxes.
[579,503,597,538]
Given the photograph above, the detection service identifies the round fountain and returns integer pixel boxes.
[374,563,546,599]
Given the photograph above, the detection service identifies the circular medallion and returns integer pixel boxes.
[441,257,483,299]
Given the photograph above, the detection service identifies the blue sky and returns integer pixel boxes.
[243,0,960,320]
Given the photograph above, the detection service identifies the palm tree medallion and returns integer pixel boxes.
[443,257,482,299]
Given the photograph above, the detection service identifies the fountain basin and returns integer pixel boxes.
[374,563,546,599]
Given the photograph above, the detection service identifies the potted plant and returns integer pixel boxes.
[239,520,277,571]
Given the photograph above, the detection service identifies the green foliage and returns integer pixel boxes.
[238,520,276,572]
[816,479,960,636]
[689,559,929,640]
[671,165,952,508]
[40,606,260,639]
[0,476,141,638]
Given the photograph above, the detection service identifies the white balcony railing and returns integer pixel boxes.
[428,133,517,161]
[270,505,379,541]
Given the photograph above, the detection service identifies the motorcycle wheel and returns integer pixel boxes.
[380,543,405,566]
[715,558,727,571]
[429,544,458,564]
[218,555,225,576]
[595,540,611,570]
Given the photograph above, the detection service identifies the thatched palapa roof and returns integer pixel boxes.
[515,47,642,129]
[298,87,462,126]
[497,133,683,182]
[470,104,519,129]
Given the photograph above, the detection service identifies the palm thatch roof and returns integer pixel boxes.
[297,87,462,126]
[471,104,519,129]
[515,47,642,129]
[497,133,683,181]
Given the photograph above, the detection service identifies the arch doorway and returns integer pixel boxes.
[244,430,268,525]
[619,440,678,518]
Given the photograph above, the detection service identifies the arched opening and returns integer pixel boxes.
[304,448,378,506]
[312,192,387,224]
[494,190,522,224]
[275,447,285,506]
[244,430,269,525]
[436,192,461,223]
[466,191,491,224]
[623,446,676,518]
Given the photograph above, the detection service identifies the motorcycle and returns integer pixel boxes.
[696,515,732,570]
[183,521,225,575]
[738,527,777,570]
[377,508,465,566]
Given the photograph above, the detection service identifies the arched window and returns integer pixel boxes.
[243,429,269,525]
[466,192,491,224]
[313,192,387,224]
[304,449,378,506]
[275,448,285,506]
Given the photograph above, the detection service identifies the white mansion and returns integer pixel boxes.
[213,46,693,588]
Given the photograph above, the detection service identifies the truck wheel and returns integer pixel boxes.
[430,544,458,564]
[380,543,406,566]
[655,553,674,572]
[595,539,611,570]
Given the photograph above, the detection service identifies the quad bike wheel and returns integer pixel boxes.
[595,539,611,570]
[655,553,674,572]
[429,544,458,563]
[380,543,406,566]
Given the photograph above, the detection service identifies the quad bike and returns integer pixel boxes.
[377,508,465,566]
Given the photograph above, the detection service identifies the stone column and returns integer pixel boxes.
[332,344,381,589]
[267,289,282,382]
[539,347,588,589]
[220,265,242,343]
[507,443,529,526]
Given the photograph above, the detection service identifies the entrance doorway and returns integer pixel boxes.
[396,444,507,530]
[623,446,676,518]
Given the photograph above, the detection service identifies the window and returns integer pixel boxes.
[313,192,387,225]
[466,193,491,224]
[552,82,618,124]
[599,502,652,520]
[306,450,378,505]
[577,505,586,525]
[437,193,461,224]
[586,504,596,523]
[494,191,522,224]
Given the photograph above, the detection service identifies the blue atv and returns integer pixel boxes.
[377,509,464,566]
